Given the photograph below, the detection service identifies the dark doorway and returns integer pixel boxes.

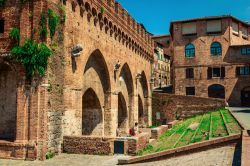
[208,84,225,99]
[241,87,250,107]
[114,140,124,154]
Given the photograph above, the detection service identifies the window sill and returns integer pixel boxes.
[211,55,222,57]
[232,32,239,36]
[206,31,222,35]
[185,56,195,59]
[182,34,197,37]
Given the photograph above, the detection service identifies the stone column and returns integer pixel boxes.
[104,91,118,137]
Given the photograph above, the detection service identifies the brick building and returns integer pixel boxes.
[170,16,250,106]
[0,0,153,160]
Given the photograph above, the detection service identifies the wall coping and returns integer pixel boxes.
[118,133,241,165]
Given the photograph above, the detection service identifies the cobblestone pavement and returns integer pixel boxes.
[0,145,241,166]
[229,107,250,129]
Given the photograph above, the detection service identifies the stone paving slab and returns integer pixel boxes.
[241,130,250,166]
[0,146,240,166]
[229,107,250,130]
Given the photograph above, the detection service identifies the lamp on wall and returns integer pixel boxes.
[71,44,83,57]
[114,60,121,72]
[136,73,142,80]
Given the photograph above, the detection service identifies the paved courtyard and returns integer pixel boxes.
[0,145,241,166]
[229,107,250,129]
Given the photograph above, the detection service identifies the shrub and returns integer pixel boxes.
[11,39,52,80]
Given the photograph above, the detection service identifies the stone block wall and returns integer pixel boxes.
[151,125,168,139]
[152,93,225,125]
[63,136,114,155]
[127,132,151,155]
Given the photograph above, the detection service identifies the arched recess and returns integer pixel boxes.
[0,63,17,141]
[83,49,111,136]
[117,92,128,136]
[138,95,144,125]
[138,71,149,126]
[241,87,250,107]
[82,88,103,136]
[208,84,225,99]
[119,63,134,128]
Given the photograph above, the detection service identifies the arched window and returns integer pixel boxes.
[211,42,222,56]
[208,84,225,99]
[185,44,195,57]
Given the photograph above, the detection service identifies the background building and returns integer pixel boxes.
[152,42,171,89]
[170,15,250,106]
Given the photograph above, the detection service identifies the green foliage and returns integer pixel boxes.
[45,150,55,159]
[0,0,6,7]
[48,9,59,39]
[11,39,52,79]
[40,13,48,40]
[101,6,105,14]
[9,27,20,45]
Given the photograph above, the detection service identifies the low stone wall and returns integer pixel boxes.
[152,93,225,125]
[127,132,151,155]
[118,134,241,165]
[63,136,114,155]
[0,141,36,160]
[151,125,168,139]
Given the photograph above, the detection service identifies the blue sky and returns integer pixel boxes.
[117,0,250,35]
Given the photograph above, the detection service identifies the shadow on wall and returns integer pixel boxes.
[227,77,250,107]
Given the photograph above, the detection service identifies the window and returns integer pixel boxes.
[0,20,4,33]
[207,67,225,79]
[185,44,195,57]
[186,68,194,79]
[241,48,250,56]
[182,22,197,35]
[242,26,248,39]
[232,22,239,35]
[236,66,250,76]
[211,42,222,56]
[186,87,195,96]
[207,20,222,34]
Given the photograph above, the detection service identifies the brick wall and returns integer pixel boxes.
[63,136,114,155]
[127,132,151,155]
[152,93,225,125]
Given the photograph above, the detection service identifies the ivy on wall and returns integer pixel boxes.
[9,28,20,45]
[0,0,5,7]
[48,9,59,39]
[40,13,48,40]
[11,38,52,79]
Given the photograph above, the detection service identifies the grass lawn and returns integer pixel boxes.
[137,108,241,156]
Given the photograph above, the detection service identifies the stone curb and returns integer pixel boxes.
[118,134,241,165]
[227,108,246,130]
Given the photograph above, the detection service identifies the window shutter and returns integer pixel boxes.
[236,67,240,76]
[182,22,197,35]
[207,67,212,79]
[191,68,194,78]
[221,67,225,78]
[185,68,188,78]
[207,20,222,33]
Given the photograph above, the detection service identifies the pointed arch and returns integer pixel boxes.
[0,63,17,141]
[84,49,110,93]
[82,88,103,136]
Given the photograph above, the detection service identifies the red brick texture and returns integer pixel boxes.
[63,136,114,155]
[152,93,225,125]
[127,132,151,155]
